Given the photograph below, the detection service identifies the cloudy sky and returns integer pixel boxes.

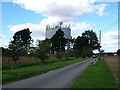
[1,0,119,52]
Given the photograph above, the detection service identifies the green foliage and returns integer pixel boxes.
[73,36,92,58]
[64,50,72,60]
[72,30,99,58]
[50,29,67,59]
[8,28,33,60]
[34,39,51,62]
[13,28,33,54]
[7,28,33,69]
[70,59,118,88]
[73,50,80,58]
[2,58,90,84]
[74,36,89,49]
[8,40,25,62]
[2,60,60,71]
[80,47,92,58]
[82,30,100,50]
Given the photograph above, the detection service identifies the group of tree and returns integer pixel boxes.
[3,28,100,68]
[30,29,67,61]
[73,30,100,58]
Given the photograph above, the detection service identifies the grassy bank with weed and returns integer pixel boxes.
[3,57,90,84]
[2,57,77,71]
[70,58,118,88]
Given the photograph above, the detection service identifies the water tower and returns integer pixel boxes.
[45,22,71,50]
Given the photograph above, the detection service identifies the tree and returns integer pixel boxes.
[81,47,92,57]
[34,39,51,62]
[13,28,33,54]
[8,40,25,69]
[73,36,81,57]
[8,28,33,69]
[50,29,67,60]
[82,30,100,51]
[73,36,91,58]
[117,49,120,55]
[9,41,25,60]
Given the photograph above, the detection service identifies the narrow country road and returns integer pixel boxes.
[2,58,94,88]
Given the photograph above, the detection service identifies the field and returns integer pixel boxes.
[103,56,119,83]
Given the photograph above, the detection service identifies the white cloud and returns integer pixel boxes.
[7,24,12,28]
[95,4,108,16]
[8,17,61,37]
[101,40,118,52]
[102,40,119,46]
[8,17,95,39]
[0,35,5,38]
[69,22,96,37]
[13,0,107,20]
[101,31,119,52]
[0,42,9,48]
[8,23,45,36]
[70,22,95,31]
[9,0,107,41]
[103,31,119,39]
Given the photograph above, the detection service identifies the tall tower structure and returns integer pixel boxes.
[45,22,71,50]
[99,30,101,57]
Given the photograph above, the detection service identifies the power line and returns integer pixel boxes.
[102,18,119,31]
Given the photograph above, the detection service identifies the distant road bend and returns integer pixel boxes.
[2,58,94,88]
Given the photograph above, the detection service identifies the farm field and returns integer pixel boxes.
[103,56,119,83]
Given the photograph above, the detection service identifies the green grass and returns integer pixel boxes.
[70,58,118,88]
[2,57,77,71]
[2,57,90,84]
[2,60,60,71]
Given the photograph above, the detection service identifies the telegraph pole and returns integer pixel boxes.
[99,30,101,58]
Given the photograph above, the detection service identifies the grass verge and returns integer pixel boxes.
[2,57,77,71]
[70,58,118,88]
[2,57,90,85]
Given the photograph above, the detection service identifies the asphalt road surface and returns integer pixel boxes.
[2,58,94,88]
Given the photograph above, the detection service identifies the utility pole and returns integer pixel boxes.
[99,30,101,58]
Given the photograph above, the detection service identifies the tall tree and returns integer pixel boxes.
[73,36,89,50]
[8,28,33,69]
[13,28,33,54]
[73,36,91,57]
[50,29,67,60]
[82,30,100,51]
